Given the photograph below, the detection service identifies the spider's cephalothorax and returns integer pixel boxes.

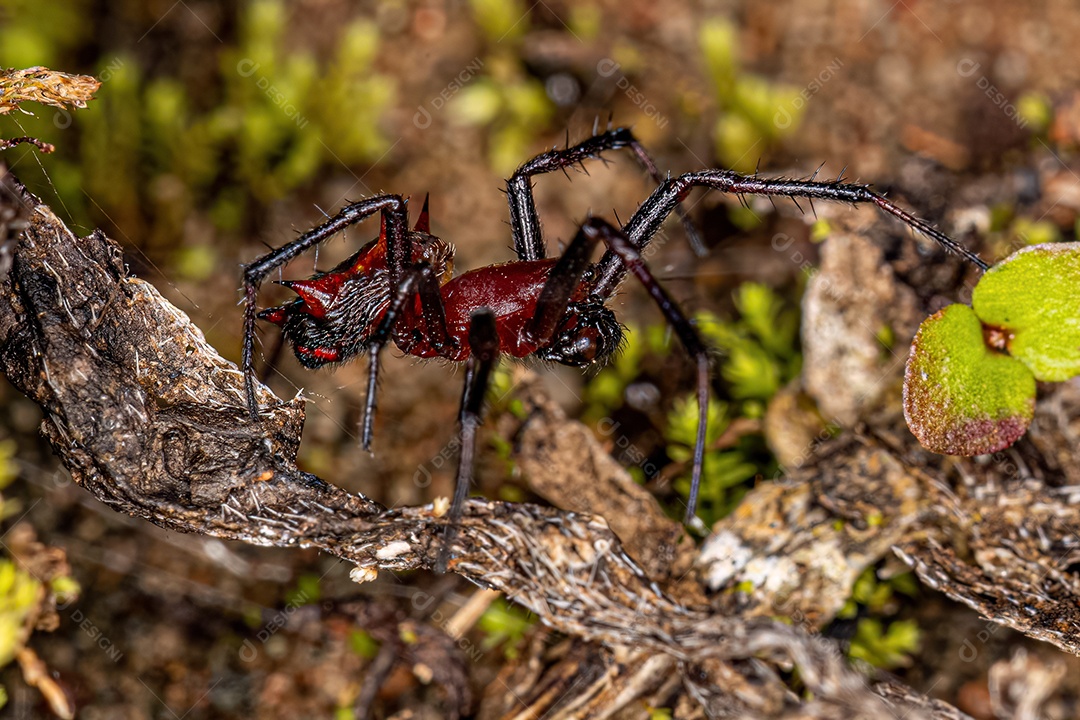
[260,222,455,369]
[241,125,985,572]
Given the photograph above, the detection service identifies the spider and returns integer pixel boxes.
[240,126,984,570]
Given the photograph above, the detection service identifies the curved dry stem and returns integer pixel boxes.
[0,166,958,719]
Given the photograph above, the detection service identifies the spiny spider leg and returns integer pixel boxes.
[359,261,453,450]
[241,195,409,418]
[522,218,710,523]
[589,168,987,300]
[437,308,500,573]
[506,127,702,262]
[581,219,710,523]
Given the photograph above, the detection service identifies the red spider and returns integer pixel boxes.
[241,126,984,570]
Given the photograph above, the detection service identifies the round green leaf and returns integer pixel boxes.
[972,242,1080,382]
[903,304,1035,456]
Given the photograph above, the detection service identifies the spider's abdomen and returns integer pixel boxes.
[394,259,621,367]
[396,259,559,360]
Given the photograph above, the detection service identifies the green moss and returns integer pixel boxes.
[699,19,805,172]
[0,0,90,68]
[1016,92,1053,134]
[172,245,219,282]
[469,0,527,42]
[839,568,921,670]
[0,560,40,667]
[48,575,80,605]
[3,0,397,246]
[478,598,534,659]
[697,283,800,401]
[0,440,16,490]
[668,399,758,525]
[1010,217,1061,247]
[286,574,322,605]
[849,618,920,670]
[581,282,798,526]
[810,218,832,243]
[448,0,556,174]
[581,321,650,422]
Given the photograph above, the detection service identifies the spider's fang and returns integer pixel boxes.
[257,306,288,326]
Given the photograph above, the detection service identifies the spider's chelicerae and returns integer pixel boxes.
[241,126,985,570]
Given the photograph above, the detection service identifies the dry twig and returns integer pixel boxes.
[0,166,975,718]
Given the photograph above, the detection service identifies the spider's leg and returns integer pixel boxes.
[437,308,500,574]
[359,261,453,450]
[241,195,408,419]
[590,169,987,299]
[524,223,597,345]
[506,127,700,262]
[536,219,709,524]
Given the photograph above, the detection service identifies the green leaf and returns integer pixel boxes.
[903,304,1035,455]
[849,618,920,669]
[972,242,1080,382]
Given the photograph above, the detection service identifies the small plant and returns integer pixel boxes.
[667,396,758,525]
[449,0,554,174]
[904,242,1080,455]
[848,618,921,670]
[696,283,801,405]
[0,439,81,718]
[667,284,801,525]
[477,598,534,659]
[838,568,921,671]
[699,20,805,172]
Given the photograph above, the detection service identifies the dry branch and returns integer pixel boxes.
[0,66,101,153]
[0,166,974,718]
[0,66,99,116]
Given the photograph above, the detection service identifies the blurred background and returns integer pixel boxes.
[0,0,1078,717]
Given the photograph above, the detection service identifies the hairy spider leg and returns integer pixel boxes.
[432,219,711,564]
[532,218,710,524]
[241,195,409,419]
[360,260,454,450]
[589,169,988,300]
[506,126,702,262]
[437,308,500,573]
